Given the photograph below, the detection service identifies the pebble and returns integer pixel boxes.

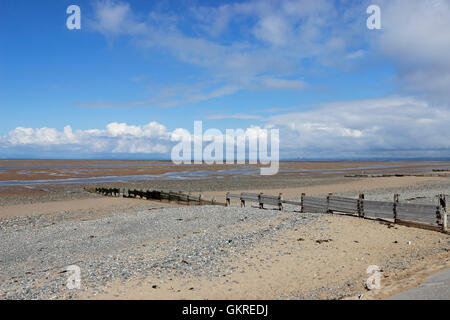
[0,204,320,299]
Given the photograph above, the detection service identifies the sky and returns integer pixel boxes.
[0,0,449,160]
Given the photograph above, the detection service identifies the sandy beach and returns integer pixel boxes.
[0,160,449,300]
[81,214,449,300]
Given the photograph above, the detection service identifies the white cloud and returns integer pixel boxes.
[2,96,450,159]
[84,0,450,109]
[346,50,365,60]
[84,0,365,107]
[0,121,275,158]
[253,14,291,46]
[90,0,147,36]
[374,0,450,103]
[6,126,79,146]
[105,121,167,138]
[268,96,450,159]
[257,78,308,91]
[1,121,173,155]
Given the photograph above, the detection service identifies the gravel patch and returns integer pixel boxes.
[0,205,320,300]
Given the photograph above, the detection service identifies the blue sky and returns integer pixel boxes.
[0,0,449,159]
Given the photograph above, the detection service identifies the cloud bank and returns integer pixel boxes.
[269,96,450,159]
[2,96,450,159]
[0,122,172,158]
[0,121,276,159]
[375,0,450,104]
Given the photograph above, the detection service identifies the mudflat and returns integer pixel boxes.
[0,160,449,182]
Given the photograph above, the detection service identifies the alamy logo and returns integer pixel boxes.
[171,121,279,175]
[66,5,81,30]
[366,265,382,290]
[66,5,380,31]
[66,265,81,290]
[366,5,381,30]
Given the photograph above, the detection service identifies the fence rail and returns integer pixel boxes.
[226,192,448,233]
[95,187,219,206]
[94,187,447,233]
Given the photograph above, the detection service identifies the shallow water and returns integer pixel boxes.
[0,168,261,186]
[0,162,178,170]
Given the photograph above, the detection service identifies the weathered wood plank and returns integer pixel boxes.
[282,200,302,206]
[241,193,260,201]
[329,196,359,204]
[328,202,358,213]
[396,202,438,212]
[397,212,435,223]
[260,198,280,206]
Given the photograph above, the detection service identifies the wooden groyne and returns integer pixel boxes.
[226,192,448,233]
[94,187,221,206]
[93,187,448,233]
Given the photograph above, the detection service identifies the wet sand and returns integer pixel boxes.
[0,160,449,183]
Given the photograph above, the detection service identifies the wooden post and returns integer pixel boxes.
[444,208,448,233]
[278,193,283,211]
[300,193,305,213]
[326,193,333,214]
[439,194,447,232]
[393,194,399,223]
[358,194,365,218]
[259,193,264,209]
[437,194,443,226]
[240,193,245,208]
[226,193,230,207]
